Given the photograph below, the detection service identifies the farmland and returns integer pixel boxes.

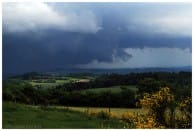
[27,76,91,88]
[2,72,192,128]
[81,85,138,94]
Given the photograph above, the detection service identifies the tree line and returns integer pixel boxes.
[3,72,191,107]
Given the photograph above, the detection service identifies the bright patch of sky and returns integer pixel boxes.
[3,3,191,36]
[79,48,191,68]
[3,2,102,33]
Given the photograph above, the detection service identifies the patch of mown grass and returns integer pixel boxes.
[81,85,138,93]
[28,77,81,88]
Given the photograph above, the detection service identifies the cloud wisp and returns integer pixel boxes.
[128,13,192,37]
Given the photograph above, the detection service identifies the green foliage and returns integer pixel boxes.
[3,72,191,108]
[137,78,165,95]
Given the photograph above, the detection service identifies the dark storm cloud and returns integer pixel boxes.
[3,26,191,74]
[3,3,192,75]
[3,30,131,74]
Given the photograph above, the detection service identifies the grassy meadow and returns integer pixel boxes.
[81,85,138,94]
[3,102,123,129]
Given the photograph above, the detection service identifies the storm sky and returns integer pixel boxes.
[3,2,192,74]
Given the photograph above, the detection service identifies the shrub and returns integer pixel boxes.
[139,87,174,127]
[176,97,192,128]
[121,112,164,129]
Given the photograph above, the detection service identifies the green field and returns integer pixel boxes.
[81,85,138,93]
[3,102,124,129]
[28,77,84,88]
